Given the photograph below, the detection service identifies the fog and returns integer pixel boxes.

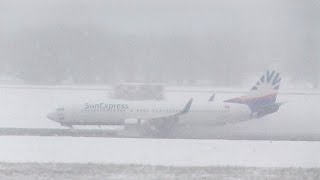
[1,1,320,179]
[0,0,319,85]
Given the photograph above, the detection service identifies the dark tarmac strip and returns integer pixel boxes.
[0,128,320,141]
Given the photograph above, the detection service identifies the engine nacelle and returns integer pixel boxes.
[124,118,163,137]
[124,118,148,131]
[124,118,141,125]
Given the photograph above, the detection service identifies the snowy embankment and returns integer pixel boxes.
[0,137,319,168]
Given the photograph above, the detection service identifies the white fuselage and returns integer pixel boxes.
[48,101,252,127]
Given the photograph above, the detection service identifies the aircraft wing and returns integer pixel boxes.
[142,98,193,135]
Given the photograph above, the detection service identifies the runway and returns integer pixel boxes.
[0,128,320,141]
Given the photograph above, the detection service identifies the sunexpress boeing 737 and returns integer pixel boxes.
[47,70,283,137]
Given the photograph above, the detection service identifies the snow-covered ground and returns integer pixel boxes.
[0,163,319,180]
[0,137,320,168]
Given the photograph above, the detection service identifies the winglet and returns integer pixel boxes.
[208,93,216,102]
[179,98,193,115]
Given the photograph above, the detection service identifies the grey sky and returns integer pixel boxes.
[0,0,319,84]
[0,0,310,34]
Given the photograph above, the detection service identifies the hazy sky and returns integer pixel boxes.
[1,0,310,34]
[0,0,319,84]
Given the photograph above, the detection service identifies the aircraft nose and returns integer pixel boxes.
[46,111,59,122]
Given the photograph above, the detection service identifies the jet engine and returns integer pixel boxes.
[123,118,150,132]
[123,118,167,137]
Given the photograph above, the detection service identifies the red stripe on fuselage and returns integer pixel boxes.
[225,93,277,104]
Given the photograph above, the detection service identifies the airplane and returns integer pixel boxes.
[47,70,283,137]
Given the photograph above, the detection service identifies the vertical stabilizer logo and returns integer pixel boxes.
[252,70,281,91]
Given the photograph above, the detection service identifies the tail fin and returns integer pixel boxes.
[225,70,281,112]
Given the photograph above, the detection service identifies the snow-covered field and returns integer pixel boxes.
[0,136,320,168]
[0,136,320,179]
[1,163,319,180]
